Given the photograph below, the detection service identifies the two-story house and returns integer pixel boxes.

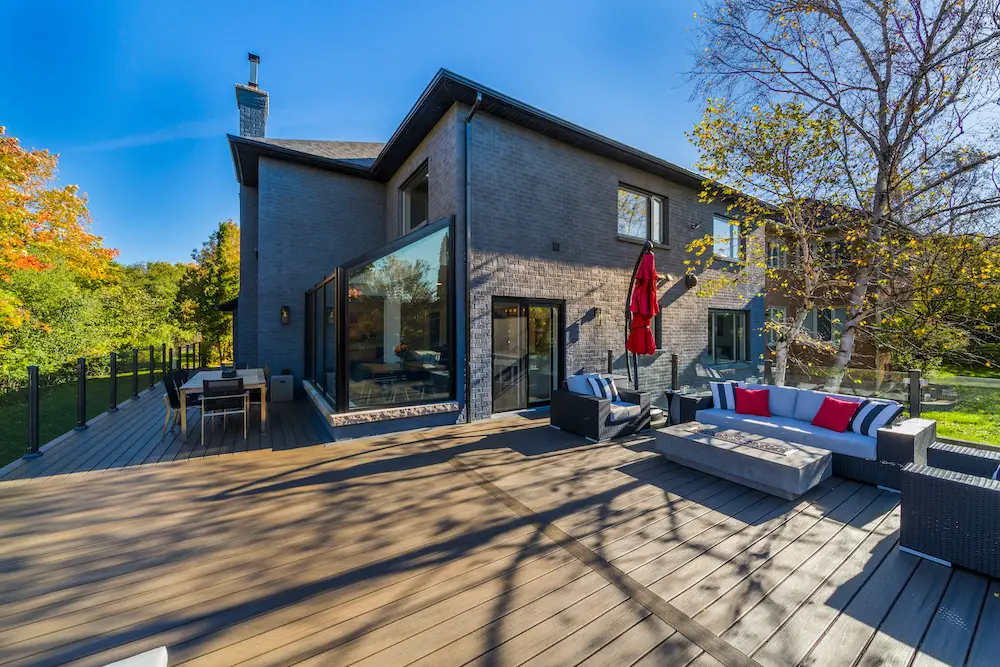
[227,60,765,439]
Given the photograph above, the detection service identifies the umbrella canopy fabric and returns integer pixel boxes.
[626,252,659,355]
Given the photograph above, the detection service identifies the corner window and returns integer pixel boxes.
[708,309,748,364]
[618,186,666,244]
[713,215,743,260]
[399,162,429,234]
[766,307,786,346]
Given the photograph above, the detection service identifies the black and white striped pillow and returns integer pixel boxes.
[710,381,739,411]
[587,376,620,401]
[849,400,904,437]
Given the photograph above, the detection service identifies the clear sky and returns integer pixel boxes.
[2,0,705,265]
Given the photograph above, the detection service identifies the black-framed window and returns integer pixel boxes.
[713,214,744,260]
[708,309,749,363]
[399,162,429,235]
[618,185,666,244]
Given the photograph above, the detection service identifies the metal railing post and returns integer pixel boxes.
[607,350,613,374]
[131,348,139,398]
[764,360,773,385]
[168,346,174,372]
[76,357,88,430]
[148,344,155,388]
[25,366,41,458]
[185,344,191,370]
[161,343,167,377]
[109,352,118,412]
[909,369,922,418]
[671,354,679,390]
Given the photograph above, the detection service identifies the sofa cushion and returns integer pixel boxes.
[609,401,641,424]
[812,396,861,432]
[710,381,740,411]
[792,390,862,422]
[566,373,599,396]
[746,383,798,419]
[588,375,620,401]
[849,399,904,437]
[735,387,771,417]
[695,407,877,460]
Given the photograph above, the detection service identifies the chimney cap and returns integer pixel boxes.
[248,53,260,63]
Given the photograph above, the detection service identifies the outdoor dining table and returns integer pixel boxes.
[179,368,268,436]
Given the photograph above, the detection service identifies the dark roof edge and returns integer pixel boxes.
[227,134,381,186]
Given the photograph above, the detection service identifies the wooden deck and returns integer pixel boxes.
[0,407,998,666]
[0,383,329,485]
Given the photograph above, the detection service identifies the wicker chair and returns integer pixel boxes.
[900,443,1000,578]
[550,374,650,441]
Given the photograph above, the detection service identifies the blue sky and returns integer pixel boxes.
[2,0,704,265]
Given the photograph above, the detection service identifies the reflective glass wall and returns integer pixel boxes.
[305,218,454,412]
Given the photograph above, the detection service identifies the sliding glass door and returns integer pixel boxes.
[492,298,563,413]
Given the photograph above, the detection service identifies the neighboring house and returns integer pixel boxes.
[228,59,765,438]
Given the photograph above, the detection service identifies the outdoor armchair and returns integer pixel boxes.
[900,443,1000,579]
[551,374,650,441]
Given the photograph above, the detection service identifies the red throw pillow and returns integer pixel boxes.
[812,396,861,432]
[735,387,770,417]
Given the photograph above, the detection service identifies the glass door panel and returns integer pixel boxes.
[527,305,558,405]
[492,300,524,413]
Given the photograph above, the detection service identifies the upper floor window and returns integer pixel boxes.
[713,215,743,260]
[805,307,847,341]
[766,306,787,346]
[617,186,666,244]
[399,162,429,234]
[767,241,788,269]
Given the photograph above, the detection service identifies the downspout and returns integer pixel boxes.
[464,92,483,422]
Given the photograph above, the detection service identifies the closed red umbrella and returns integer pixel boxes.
[625,248,659,389]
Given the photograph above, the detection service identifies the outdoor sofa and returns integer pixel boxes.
[551,373,650,441]
[671,381,936,491]
[900,443,1000,578]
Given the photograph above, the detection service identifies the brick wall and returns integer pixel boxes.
[468,113,765,420]
[236,184,259,367]
[256,158,386,385]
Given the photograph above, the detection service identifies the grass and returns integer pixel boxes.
[922,385,1000,447]
[0,369,164,470]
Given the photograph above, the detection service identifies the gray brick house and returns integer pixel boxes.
[228,64,764,438]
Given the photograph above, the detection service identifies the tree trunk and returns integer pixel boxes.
[773,308,809,387]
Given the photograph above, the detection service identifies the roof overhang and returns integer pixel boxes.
[228,69,708,190]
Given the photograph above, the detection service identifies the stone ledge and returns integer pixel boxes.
[303,380,459,428]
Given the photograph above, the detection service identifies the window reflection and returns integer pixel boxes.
[347,227,452,409]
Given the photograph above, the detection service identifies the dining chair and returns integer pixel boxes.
[201,378,249,442]
[162,373,201,437]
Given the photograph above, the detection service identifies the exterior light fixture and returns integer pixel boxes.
[280,305,290,324]
[684,274,699,289]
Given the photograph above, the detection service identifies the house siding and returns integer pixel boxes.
[256,157,386,385]
[468,113,765,420]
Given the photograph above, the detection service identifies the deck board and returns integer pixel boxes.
[1,408,997,666]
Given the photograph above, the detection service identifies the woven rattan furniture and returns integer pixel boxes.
[550,375,650,441]
[900,443,1000,578]
[653,421,832,500]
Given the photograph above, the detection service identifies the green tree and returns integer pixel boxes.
[175,221,239,364]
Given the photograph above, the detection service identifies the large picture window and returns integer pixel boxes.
[346,224,452,410]
[618,186,666,244]
[713,215,743,260]
[708,309,749,364]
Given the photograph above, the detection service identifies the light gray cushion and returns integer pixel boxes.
[609,401,641,424]
[745,383,799,419]
[792,390,862,422]
[695,408,876,460]
[566,373,599,396]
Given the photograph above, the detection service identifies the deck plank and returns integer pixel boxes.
[910,568,990,667]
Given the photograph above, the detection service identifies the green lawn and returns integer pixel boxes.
[0,369,163,469]
[922,384,1000,447]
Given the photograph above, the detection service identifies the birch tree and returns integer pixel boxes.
[690,0,1000,390]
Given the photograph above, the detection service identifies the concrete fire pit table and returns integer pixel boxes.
[653,421,832,500]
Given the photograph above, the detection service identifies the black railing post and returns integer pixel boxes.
[607,350,613,374]
[76,357,87,430]
[764,359,773,385]
[161,343,167,377]
[909,369,922,418]
[168,346,174,372]
[25,366,41,458]
[148,344,155,388]
[185,344,191,370]
[671,354,679,390]
[109,352,119,412]
[131,348,139,398]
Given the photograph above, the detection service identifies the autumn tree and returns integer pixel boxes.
[175,221,239,363]
[690,0,1000,390]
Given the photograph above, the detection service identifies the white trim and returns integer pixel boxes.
[900,546,952,568]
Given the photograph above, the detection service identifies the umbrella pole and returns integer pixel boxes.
[625,240,653,389]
